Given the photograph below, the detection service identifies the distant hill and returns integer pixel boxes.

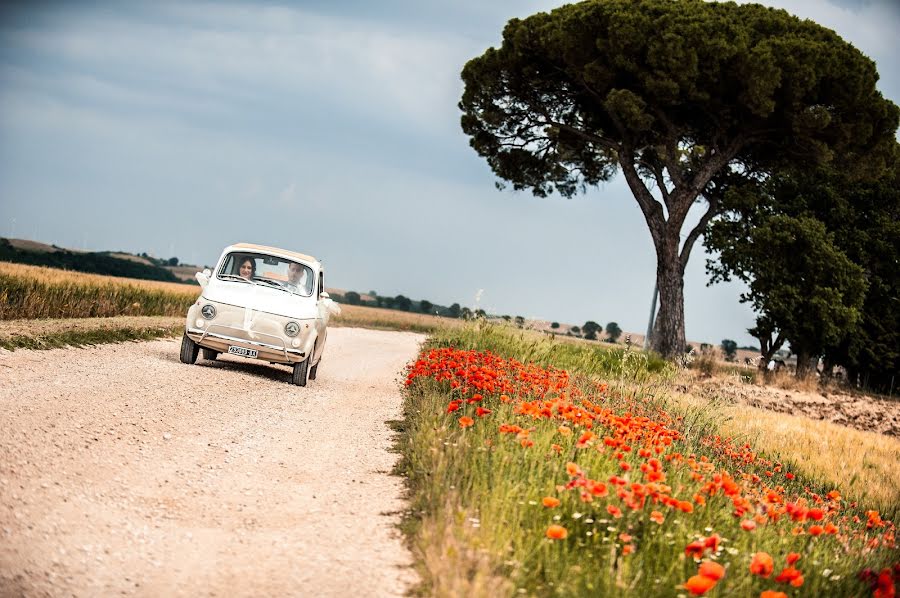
[0,238,192,284]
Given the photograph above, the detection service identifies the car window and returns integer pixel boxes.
[218,252,314,296]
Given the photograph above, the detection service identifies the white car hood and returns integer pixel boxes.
[203,280,318,320]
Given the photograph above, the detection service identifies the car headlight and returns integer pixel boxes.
[284,321,300,337]
[201,304,217,319]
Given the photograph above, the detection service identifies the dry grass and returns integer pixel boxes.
[0,261,198,294]
[671,389,900,513]
[413,499,513,598]
[332,304,465,333]
[0,261,199,320]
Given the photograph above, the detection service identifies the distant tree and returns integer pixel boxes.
[461,307,473,319]
[369,290,377,297]
[474,309,487,319]
[502,315,511,322]
[571,326,581,336]
[448,303,462,318]
[383,296,396,309]
[344,291,362,306]
[167,257,179,266]
[605,322,622,342]
[375,296,384,308]
[685,344,695,354]
[700,343,712,353]
[721,339,739,362]
[550,322,560,329]
[394,295,413,311]
[460,0,898,358]
[420,300,433,314]
[514,315,525,327]
[582,321,601,338]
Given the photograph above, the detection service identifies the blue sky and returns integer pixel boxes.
[1,0,898,346]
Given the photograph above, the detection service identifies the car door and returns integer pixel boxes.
[314,269,327,363]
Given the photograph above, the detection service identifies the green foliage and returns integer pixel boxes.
[459,0,899,358]
[394,295,412,311]
[707,162,898,386]
[420,299,433,313]
[514,315,525,327]
[582,321,601,335]
[550,321,560,329]
[605,321,622,342]
[720,339,738,362]
[343,290,362,305]
[447,303,462,318]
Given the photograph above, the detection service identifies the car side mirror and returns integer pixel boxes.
[319,291,330,300]
[196,268,212,288]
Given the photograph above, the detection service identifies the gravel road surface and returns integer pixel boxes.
[0,327,424,597]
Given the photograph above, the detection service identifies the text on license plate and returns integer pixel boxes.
[228,345,258,359]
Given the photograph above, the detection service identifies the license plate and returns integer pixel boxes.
[228,345,258,359]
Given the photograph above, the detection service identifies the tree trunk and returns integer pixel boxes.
[651,241,686,358]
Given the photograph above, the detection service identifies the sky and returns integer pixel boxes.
[1,0,898,347]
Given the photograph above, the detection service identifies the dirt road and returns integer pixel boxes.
[0,327,424,597]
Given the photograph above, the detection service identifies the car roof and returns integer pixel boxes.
[225,243,321,268]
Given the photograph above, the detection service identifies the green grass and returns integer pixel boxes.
[0,321,183,350]
[397,323,897,597]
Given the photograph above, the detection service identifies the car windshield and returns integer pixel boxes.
[218,252,314,296]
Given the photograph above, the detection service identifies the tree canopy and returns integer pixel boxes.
[707,157,900,386]
[460,0,898,358]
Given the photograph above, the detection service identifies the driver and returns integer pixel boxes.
[287,262,307,291]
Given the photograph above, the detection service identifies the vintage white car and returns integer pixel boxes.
[180,242,339,386]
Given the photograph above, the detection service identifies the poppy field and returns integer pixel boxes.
[398,324,898,597]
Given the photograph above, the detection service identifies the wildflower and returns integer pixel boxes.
[760,592,788,598]
[551,443,563,454]
[650,511,665,524]
[699,561,726,581]
[741,520,757,531]
[618,533,632,543]
[475,406,492,417]
[750,552,774,578]
[775,567,804,587]
[607,505,623,519]
[704,534,721,553]
[566,462,582,477]
[459,416,474,428]
[446,400,461,413]
[542,496,560,508]
[683,574,717,595]
[622,544,635,555]
[809,524,824,536]
[546,525,568,540]
[576,431,595,447]
[874,568,895,598]
[785,553,800,566]
[558,425,572,436]
[520,438,534,448]
[685,541,706,559]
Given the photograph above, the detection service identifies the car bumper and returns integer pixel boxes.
[186,326,307,365]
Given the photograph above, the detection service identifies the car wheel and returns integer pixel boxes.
[201,348,219,361]
[291,358,309,386]
[180,334,199,364]
[309,360,319,380]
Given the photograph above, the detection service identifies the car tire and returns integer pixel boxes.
[180,334,199,364]
[201,348,219,361]
[291,358,309,387]
[309,360,319,380]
